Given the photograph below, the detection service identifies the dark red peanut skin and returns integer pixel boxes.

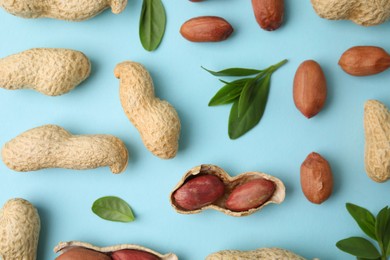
[293,60,327,119]
[173,174,225,210]
[180,16,233,42]
[300,152,333,204]
[338,46,390,76]
[56,248,111,260]
[225,179,276,212]
[111,249,159,260]
[252,0,284,31]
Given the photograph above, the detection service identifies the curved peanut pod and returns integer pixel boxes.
[311,0,390,26]
[364,100,390,183]
[0,198,40,260]
[0,48,91,96]
[0,0,127,21]
[206,248,307,260]
[1,125,129,174]
[115,61,181,159]
[54,241,178,260]
[170,164,285,217]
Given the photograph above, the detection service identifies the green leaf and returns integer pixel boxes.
[228,75,271,139]
[92,196,135,223]
[336,237,381,259]
[202,67,261,77]
[238,75,270,117]
[139,0,166,51]
[383,208,390,256]
[346,203,377,240]
[375,206,390,254]
[209,82,245,106]
[387,239,390,256]
[237,79,256,116]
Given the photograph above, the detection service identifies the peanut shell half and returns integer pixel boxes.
[54,241,178,260]
[170,164,285,217]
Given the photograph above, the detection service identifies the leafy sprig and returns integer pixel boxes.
[336,203,390,260]
[203,59,287,139]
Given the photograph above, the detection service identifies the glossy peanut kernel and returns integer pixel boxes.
[173,174,225,210]
[226,179,276,211]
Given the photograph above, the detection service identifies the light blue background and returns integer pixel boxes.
[0,1,389,259]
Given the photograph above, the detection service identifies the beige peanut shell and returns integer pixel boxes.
[364,100,390,183]
[0,48,91,96]
[0,0,127,21]
[115,61,181,159]
[0,198,40,260]
[206,247,307,260]
[311,0,390,26]
[1,124,129,174]
[170,164,285,217]
[54,241,178,260]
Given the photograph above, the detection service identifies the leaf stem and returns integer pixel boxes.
[268,59,288,73]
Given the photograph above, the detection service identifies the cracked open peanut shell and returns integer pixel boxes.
[170,164,285,217]
[54,241,178,260]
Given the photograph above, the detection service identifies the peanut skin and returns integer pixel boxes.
[180,16,233,42]
[0,48,91,96]
[252,0,284,31]
[1,124,129,174]
[225,179,276,211]
[173,175,225,210]
[300,152,333,204]
[293,60,327,118]
[56,248,111,260]
[338,46,390,76]
[0,199,40,260]
[111,249,159,260]
[115,61,181,159]
[0,0,127,21]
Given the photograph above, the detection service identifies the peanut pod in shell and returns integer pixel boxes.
[0,0,127,21]
[364,100,390,183]
[54,241,178,260]
[0,48,91,96]
[206,247,308,260]
[0,198,40,260]
[115,61,181,159]
[2,124,129,174]
[310,0,390,26]
[170,164,285,217]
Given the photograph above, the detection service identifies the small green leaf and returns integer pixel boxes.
[202,67,262,77]
[238,75,270,117]
[139,0,166,51]
[92,196,135,223]
[237,79,256,116]
[209,79,248,106]
[336,237,381,259]
[228,75,271,139]
[383,208,390,256]
[346,203,377,240]
[375,206,390,254]
[219,78,251,86]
